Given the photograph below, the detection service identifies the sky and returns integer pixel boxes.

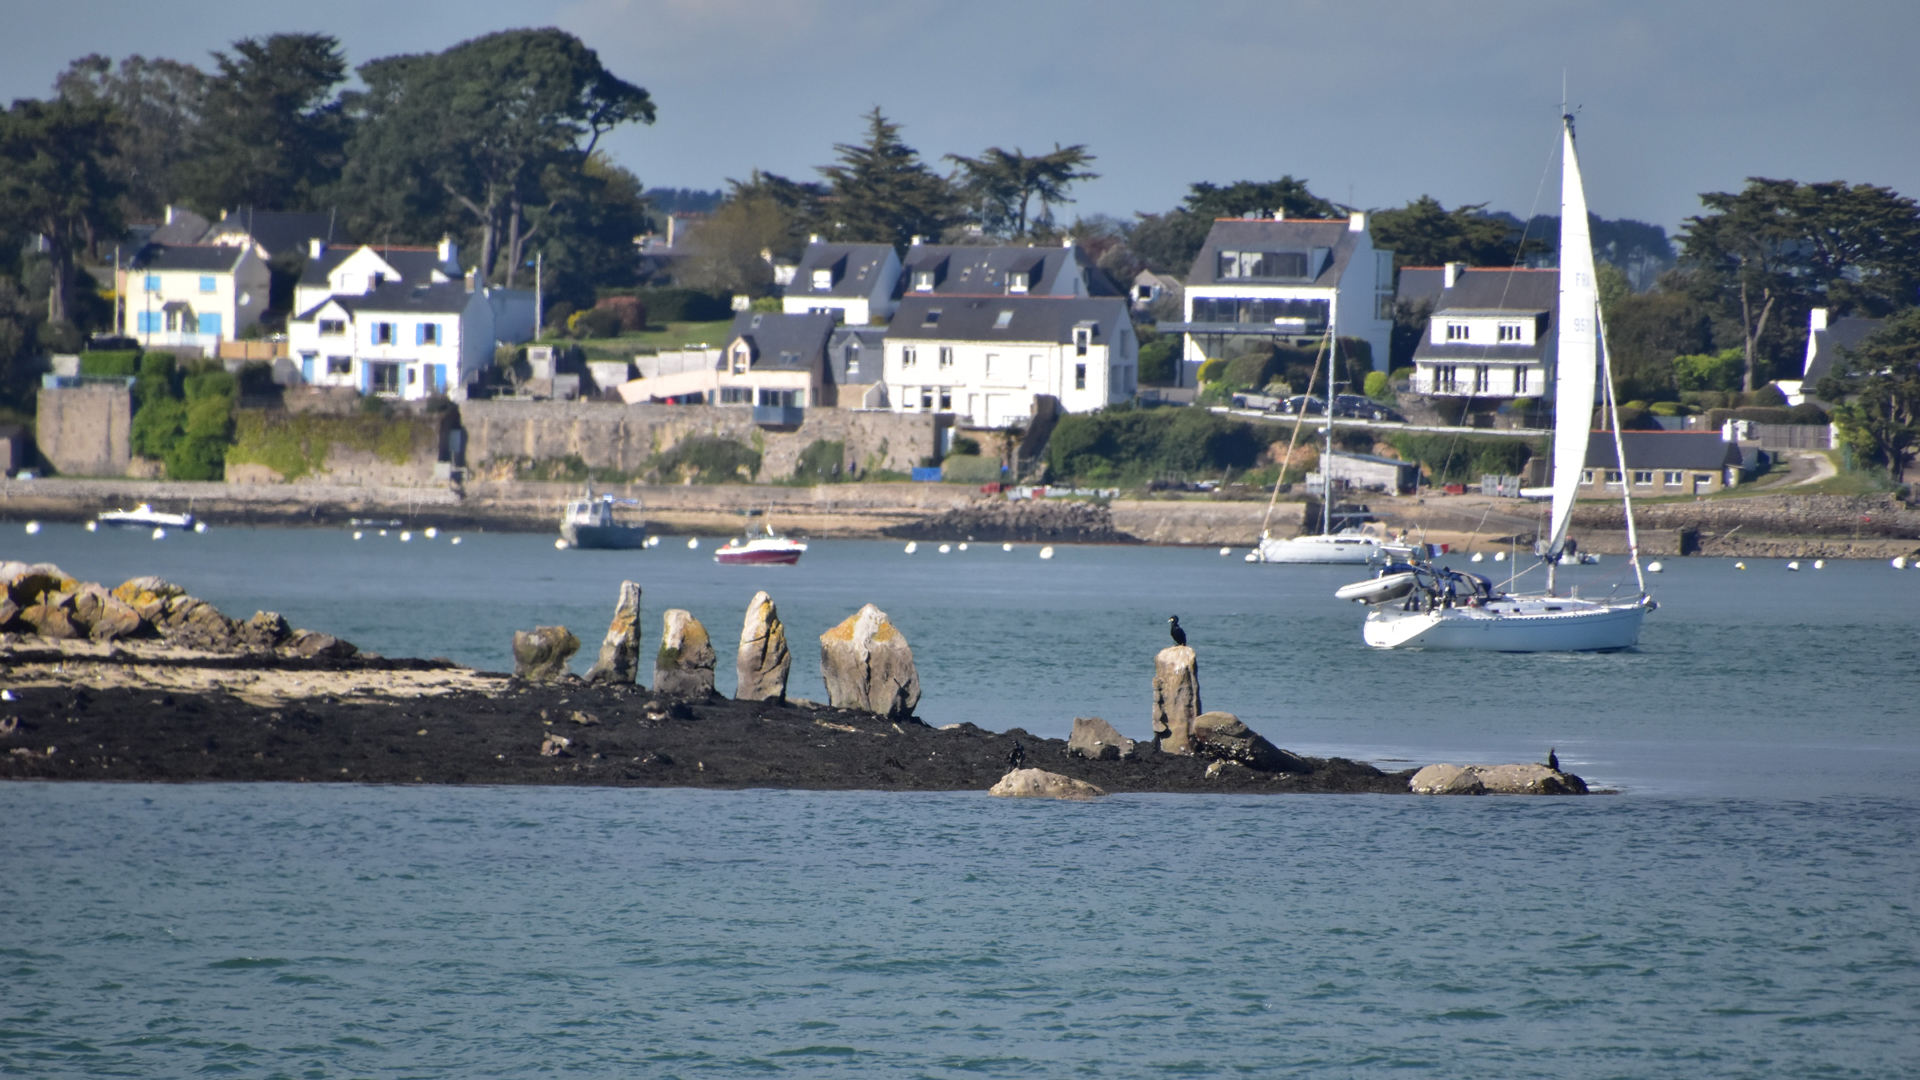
[5,0,1916,238]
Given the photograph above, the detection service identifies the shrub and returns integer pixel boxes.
[951,434,981,456]
[793,439,846,483]
[1196,357,1229,384]
[131,397,187,459]
[80,350,139,377]
[1047,407,1263,485]
[1672,348,1745,393]
[1138,337,1179,385]
[631,287,731,323]
[1363,370,1390,400]
[1383,432,1543,484]
[1649,400,1684,416]
[569,307,623,339]
[650,436,761,483]
[544,300,577,335]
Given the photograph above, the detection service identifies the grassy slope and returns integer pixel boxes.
[571,321,738,361]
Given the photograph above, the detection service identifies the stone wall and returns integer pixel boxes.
[36,385,132,477]
[1572,494,1920,538]
[457,401,937,480]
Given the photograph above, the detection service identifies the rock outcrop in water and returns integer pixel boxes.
[513,626,579,680]
[882,499,1141,544]
[585,581,643,685]
[735,591,791,702]
[1409,762,1589,795]
[1189,711,1307,773]
[988,768,1108,800]
[1068,716,1137,760]
[2,562,351,657]
[819,603,920,718]
[654,609,716,697]
[1151,645,1201,753]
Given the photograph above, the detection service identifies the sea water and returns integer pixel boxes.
[3,524,1919,1076]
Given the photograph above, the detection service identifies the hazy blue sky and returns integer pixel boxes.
[5,0,1915,234]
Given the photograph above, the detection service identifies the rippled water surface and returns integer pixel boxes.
[2,786,1916,1078]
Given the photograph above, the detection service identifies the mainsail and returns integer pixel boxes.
[1546,117,1598,560]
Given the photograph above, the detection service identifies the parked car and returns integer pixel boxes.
[1332,394,1405,422]
[1230,391,1284,411]
[1275,395,1327,416]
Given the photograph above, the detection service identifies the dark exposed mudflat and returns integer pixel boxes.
[881,500,1142,545]
[0,664,1413,794]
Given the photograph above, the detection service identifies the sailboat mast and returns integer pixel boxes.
[1600,327,1648,593]
[1323,335,1336,536]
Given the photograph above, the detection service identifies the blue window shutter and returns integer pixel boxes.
[200,314,222,336]
[302,356,315,382]
[434,364,446,391]
[415,323,425,346]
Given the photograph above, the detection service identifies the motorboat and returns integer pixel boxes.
[560,494,647,550]
[714,524,807,565]
[1340,114,1654,652]
[96,503,194,529]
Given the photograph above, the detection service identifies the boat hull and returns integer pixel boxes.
[561,524,648,550]
[714,547,803,565]
[1363,599,1647,652]
[1254,535,1384,564]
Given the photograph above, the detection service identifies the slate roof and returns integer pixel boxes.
[1394,267,1446,307]
[149,208,212,246]
[203,210,350,257]
[131,244,249,272]
[293,282,476,320]
[887,295,1129,344]
[1583,430,1741,471]
[827,327,886,385]
[789,243,896,299]
[1802,316,1884,383]
[898,243,1095,297]
[297,246,459,288]
[726,311,836,371]
[1413,268,1559,363]
[1183,219,1359,288]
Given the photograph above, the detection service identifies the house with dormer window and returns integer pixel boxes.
[1163,213,1394,387]
[293,238,463,316]
[1408,264,1558,401]
[782,240,901,325]
[882,295,1135,426]
[896,239,1120,302]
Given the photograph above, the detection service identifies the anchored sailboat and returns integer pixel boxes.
[1339,114,1655,651]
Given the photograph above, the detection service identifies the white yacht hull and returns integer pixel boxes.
[1254,534,1386,564]
[1363,597,1648,651]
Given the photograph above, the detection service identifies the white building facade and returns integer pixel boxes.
[126,244,270,353]
[882,296,1136,427]
[1407,265,1558,400]
[289,284,495,400]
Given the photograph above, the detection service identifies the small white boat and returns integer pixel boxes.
[560,493,647,550]
[96,503,194,530]
[714,525,807,565]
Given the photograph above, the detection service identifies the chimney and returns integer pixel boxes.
[464,268,477,293]
[438,235,458,265]
[165,205,179,225]
[1348,211,1367,233]
[1809,307,1829,332]
[1062,236,1073,248]
[309,238,326,260]
[1443,261,1467,289]
[910,235,924,246]
[808,234,820,245]
[1275,209,1285,221]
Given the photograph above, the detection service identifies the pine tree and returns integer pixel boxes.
[815,109,958,249]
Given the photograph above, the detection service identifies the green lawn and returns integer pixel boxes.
[566,321,738,361]
[1625,450,1902,503]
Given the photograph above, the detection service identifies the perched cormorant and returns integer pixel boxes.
[1168,615,1187,647]
[1547,747,1560,772]
[1008,740,1027,768]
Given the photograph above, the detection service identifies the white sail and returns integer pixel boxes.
[1546,119,1598,560]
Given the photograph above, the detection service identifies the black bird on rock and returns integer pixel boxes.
[1168,615,1187,647]
[1008,740,1027,768]
[1546,747,1560,772]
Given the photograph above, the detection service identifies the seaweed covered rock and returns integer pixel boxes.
[285,630,358,660]
[735,591,791,702]
[513,626,580,680]
[819,604,920,719]
[585,581,643,685]
[654,609,716,697]
[1190,711,1307,773]
[883,500,1141,544]
[1409,762,1588,795]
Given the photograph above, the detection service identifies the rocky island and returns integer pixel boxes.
[0,562,1589,796]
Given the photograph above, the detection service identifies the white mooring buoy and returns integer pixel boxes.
[353,531,363,540]
[555,538,569,550]
[151,527,166,540]
[1219,547,1231,556]
[1894,556,1908,570]
[1787,561,1800,571]
[450,536,462,545]
[687,537,700,550]
[1470,552,1484,563]
[1647,561,1664,573]
[937,543,951,554]
[193,521,208,533]
[400,531,412,542]
[1002,542,1013,552]
[24,521,40,535]
[424,527,438,539]
[85,521,97,533]
[1735,562,1747,570]
[1039,546,1056,560]
[1813,559,1825,569]
[958,542,969,551]
[904,541,918,554]
[1494,551,1507,562]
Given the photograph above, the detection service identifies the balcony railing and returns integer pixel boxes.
[752,404,804,426]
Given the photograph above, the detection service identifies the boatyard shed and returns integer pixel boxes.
[1579,430,1743,496]
[1307,451,1420,494]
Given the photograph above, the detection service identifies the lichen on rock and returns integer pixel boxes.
[654,609,716,697]
[818,603,920,718]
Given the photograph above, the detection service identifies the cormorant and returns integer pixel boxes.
[1008,740,1027,768]
[1168,615,1187,647]
[1546,747,1560,771]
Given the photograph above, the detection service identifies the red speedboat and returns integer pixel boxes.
[714,525,808,565]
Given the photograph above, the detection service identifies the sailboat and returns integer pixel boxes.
[1250,339,1418,565]
[1337,114,1655,651]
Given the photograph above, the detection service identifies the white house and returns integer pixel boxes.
[1170,212,1394,384]
[293,238,462,316]
[1407,265,1558,400]
[898,238,1116,301]
[882,295,1136,426]
[782,240,902,325]
[287,282,494,400]
[1778,307,1883,406]
[127,244,270,353]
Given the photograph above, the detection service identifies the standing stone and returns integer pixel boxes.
[735,591,791,701]
[585,580,643,684]
[1068,716,1138,760]
[513,626,579,680]
[818,603,921,718]
[1189,711,1305,772]
[654,609,717,697]
[1151,645,1200,754]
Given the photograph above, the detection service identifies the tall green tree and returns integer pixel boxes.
[1681,178,1920,391]
[0,97,124,325]
[342,29,655,285]
[54,53,208,221]
[530,151,651,306]
[1127,176,1340,277]
[946,143,1097,238]
[815,109,958,250]
[175,34,350,214]
[1369,195,1543,270]
[1815,307,1920,481]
